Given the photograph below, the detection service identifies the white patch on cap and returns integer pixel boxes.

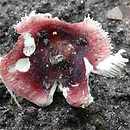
[96,49,128,77]
[15,58,30,72]
[23,33,36,56]
[83,57,93,75]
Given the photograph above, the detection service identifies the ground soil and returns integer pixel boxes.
[0,0,130,130]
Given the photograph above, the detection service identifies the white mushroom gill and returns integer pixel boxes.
[96,49,128,77]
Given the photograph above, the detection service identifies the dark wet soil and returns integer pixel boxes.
[0,0,130,130]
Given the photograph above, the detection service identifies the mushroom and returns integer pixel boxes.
[0,12,128,108]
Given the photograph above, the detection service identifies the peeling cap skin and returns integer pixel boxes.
[0,11,128,107]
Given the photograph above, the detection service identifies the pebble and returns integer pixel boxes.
[107,6,123,20]
[120,5,130,19]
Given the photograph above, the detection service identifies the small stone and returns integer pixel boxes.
[107,7,123,20]
[120,5,130,19]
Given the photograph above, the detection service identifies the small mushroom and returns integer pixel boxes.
[0,11,128,108]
